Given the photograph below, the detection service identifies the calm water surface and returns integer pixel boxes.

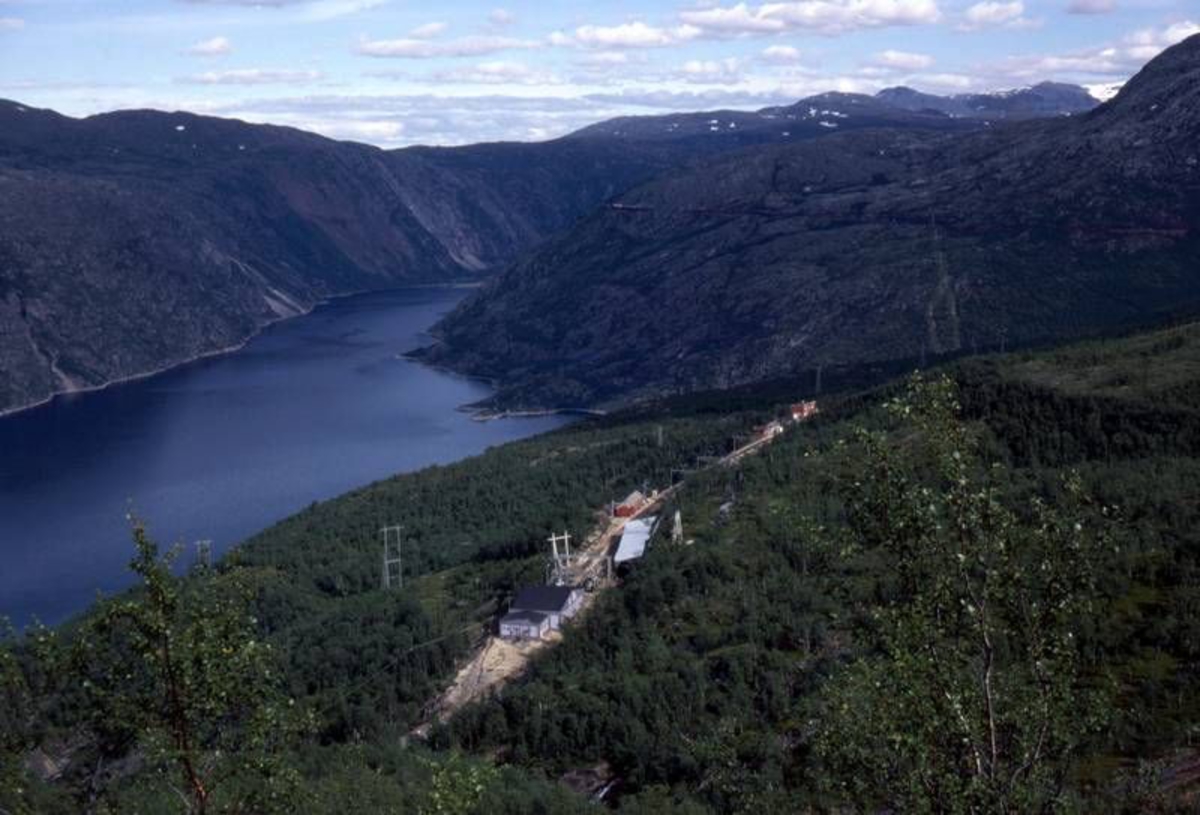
[0,288,567,626]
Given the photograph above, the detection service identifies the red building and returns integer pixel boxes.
[613,490,645,518]
[791,401,820,423]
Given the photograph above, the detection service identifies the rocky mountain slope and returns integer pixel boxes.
[0,72,1110,416]
[876,81,1097,119]
[565,90,980,147]
[419,36,1200,409]
[0,106,715,414]
[566,83,1096,147]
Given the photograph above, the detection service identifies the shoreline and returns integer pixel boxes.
[396,351,606,422]
[0,282,480,421]
[468,406,607,422]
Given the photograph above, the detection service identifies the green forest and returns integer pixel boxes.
[6,321,1200,812]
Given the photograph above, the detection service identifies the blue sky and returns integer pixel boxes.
[0,0,1196,146]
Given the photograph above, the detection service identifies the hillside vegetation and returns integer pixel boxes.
[5,319,1200,812]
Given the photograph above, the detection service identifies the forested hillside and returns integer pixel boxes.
[6,319,1200,812]
[434,324,1200,810]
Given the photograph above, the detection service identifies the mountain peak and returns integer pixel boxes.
[1104,32,1200,114]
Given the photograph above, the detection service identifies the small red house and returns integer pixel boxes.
[791,401,820,423]
[613,491,645,518]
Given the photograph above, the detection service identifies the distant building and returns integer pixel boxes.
[498,610,550,641]
[613,490,645,518]
[757,420,785,441]
[614,516,657,565]
[498,585,584,640]
[791,401,820,422]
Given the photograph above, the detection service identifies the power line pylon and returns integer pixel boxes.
[382,525,404,589]
[548,531,573,585]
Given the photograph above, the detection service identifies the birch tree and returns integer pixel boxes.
[818,375,1113,814]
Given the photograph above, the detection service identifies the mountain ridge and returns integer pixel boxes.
[0,74,1116,415]
[417,35,1200,410]
[0,103,703,414]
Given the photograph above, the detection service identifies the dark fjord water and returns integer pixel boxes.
[0,288,568,627]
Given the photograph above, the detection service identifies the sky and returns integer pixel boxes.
[0,0,1197,147]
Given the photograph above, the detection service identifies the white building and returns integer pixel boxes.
[498,585,584,640]
[498,610,551,640]
[614,516,657,565]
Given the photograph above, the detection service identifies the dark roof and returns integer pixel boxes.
[511,585,576,613]
[500,610,548,626]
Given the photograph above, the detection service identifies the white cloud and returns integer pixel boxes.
[356,34,539,58]
[680,0,942,37]
[1067,0,1115,14]
[306,118,406,143]
[488,8,515,26]
[579,50,631,66]
[410,21,447,39]
[181,0,306,5]
[993,20,1199,82]
[908,71,973,89]
[186,35,232,56]
[1124,20,1200,59]
[762,44,803,63]
[429,61,562,86]
[182,0,384,16]
[178,68,323,85]
[873,49,933,69]
[679,57,745,84]
[959,0,1036,30]
[296,0,386,21]
[0,16,23,30]
[681,3,787,34]
[564,21,702,48]
[211,93,622,146]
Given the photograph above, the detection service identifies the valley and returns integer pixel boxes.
[3,19,1200,814]
[421,34,1200,411]
[0,74,1097,417]
[0,287,567,627]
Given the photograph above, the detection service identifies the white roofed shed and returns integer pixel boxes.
[614,516,657,565]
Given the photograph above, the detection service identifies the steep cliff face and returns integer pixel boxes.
[0,106,462,413]
[420,36,1200,410]
[0,106,692,414]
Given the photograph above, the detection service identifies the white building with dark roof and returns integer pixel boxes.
[498,585,584,640]
[498,609,551,641]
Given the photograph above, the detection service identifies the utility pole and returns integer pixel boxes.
[655,425,664,448]
[672,510,683,545]
[382,525,404,589]
[548,531,572,584]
